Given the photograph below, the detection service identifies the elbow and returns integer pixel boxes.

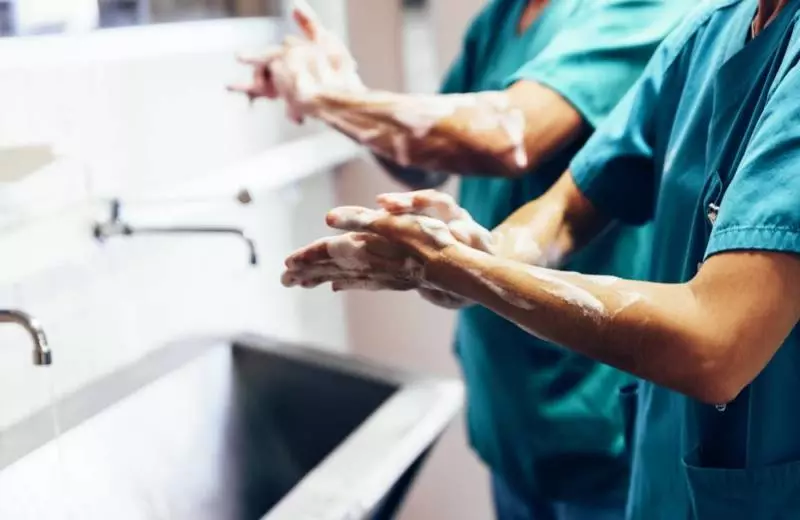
[688,373,744,407]
[679,338,746,406]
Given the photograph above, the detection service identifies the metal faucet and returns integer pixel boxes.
[93,199,258,266]
[0,310,52,366]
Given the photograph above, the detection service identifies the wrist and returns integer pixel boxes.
[422,243,476,288]
[304,84,366,119]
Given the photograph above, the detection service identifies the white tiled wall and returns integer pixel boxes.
[0,19,348,431]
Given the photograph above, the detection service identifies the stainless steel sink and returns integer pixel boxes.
[0,335,463,520]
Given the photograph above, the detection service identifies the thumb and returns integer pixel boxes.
[292,0,323,42]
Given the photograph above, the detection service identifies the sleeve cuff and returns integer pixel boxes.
[504,68,602,129]
[569,148,624,221]
[705,226,800,260]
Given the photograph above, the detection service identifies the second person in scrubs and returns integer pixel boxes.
[233,1,692,518]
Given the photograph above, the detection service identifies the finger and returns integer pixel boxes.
[285,265,365,282]
[286,101,305,124]
[377,190,463,221]
[377,191,492,250]
[226,83,256,94]
[448,219,494,251]
[329,206,460,250]
[332,278,415,292]
[411,191,463,220]
[281,270,329,289]
[283,270,335,288]
[326,206,386,232]
[226,84,262,103]
[332,279,388,292]
[292,0,324,42]
[284,257,420,283]
[286,232,391,269]
[285,237,334,268]
[299,276,329,289]
[236,48,282,66]
[283,34,306,48]
[376,191,416,214]
[260,72,279,99]
[283,269,414,288]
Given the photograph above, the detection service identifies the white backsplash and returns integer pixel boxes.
[0,19,348,431]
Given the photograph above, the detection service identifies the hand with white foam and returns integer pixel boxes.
[282,205,473,309]
[228,0,364,123]
[377,190,495,252]
[377,189,549,266]
[282,231,423,291]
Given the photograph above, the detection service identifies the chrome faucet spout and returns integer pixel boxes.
[0,310,52,366]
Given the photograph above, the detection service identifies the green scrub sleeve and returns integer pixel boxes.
[504,0,695,128]
[568,6,708,224]
[705,53,800,259]
[567,46,670,225]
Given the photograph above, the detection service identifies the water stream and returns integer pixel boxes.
[45,369,73,520]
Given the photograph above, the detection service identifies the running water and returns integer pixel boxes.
[45,370,72,520]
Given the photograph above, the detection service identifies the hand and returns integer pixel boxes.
[228,0,364,123]
[379,189,550,265]
[282,206,472,308]
[282,231,424,291]
[283,191,505,309]
[377,190,495,252]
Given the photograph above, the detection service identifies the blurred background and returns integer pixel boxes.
[0,0,491,518]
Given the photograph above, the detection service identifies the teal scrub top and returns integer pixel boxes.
[571,0,800,517]
[441,0,694,503]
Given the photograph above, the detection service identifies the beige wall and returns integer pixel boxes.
[431,0,487,74]
[336,1,493,519]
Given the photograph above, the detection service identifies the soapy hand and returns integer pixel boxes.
[228,0,364,123]
[282,205,473,308]
[377,189,547,265]
[282,231,424,291]
[376,190,494,252]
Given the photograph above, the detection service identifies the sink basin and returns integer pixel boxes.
[0,335,463,519]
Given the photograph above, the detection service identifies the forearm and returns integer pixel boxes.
[488,172,611,265]
[425,245,727,403]
[310,83,585,178]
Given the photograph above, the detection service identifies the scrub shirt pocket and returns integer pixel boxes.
[682,446,800,519]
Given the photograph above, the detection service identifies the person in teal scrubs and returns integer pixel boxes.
[282,0,800,518]
[235,1,691,518]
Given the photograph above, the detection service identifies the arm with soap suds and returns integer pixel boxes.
[291,199,800,407]
[375,173,608,267]
[228,1,585,179]
[281,175,601,310]
[307,83,585,178]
